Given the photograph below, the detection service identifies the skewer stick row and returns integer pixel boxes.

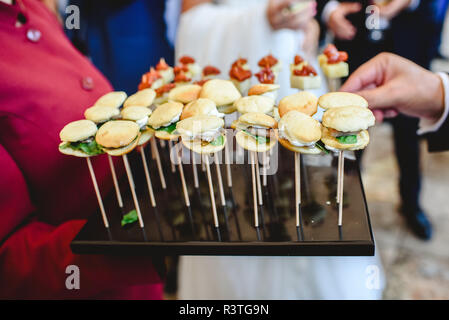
[107,154,123,208]
[86,157,109,228]
[151,138,167,189]
[122,154,145,228]
[204,155,219,228]
[140,147,156,207]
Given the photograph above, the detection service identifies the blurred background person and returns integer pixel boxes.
[176,0,384,300]
[66,0,181,94]
[317,0,449,240]
[0,0,163,299]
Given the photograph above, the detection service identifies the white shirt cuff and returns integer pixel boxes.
[417,73,449,135]
[321,1,340,24]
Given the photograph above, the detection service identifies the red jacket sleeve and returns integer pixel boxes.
[0,145,162,299]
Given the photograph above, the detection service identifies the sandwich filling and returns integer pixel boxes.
[278,122,324,152]
[60,136,103,156]
[182,128,225,146]
[150,114,181,133]
[327,128,358,144]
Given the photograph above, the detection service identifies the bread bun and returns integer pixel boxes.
[176,115,224,136]
[154,130,180,141]
[322,106,375,132]
[321,127,370,151]
[123,88,156,108]
[84,105,120,123]
[148,101,183,128]
[182,134,226,154]
[137,128,155,146]
[94,91,127,108]
[237,112,277,129]
[278,111,321,144]
[121,106,152,121]
[60,120,98,142]
[200,79,241,107]
[95,120,140,149]
[235,130,276,152]
[234,95,275,115]
[248,84,280,96]
[180,98,222,120]
[168,84,202,104]
[318,92,368,110]
[58,142,93,157]
[278,91,318,117]
[277,137,322,155]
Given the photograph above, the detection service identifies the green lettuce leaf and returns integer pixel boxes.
[336,135,357,144]
[243,130,269,145]
[156,123,177,133]
[121,210,138,227]
[210,135,224,146]
[61,140,103,156]
[315,141,329,154]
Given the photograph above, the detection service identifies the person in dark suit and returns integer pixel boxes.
[341,52,449,151]
[317,0,449,240]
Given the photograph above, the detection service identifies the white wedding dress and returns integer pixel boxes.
[175,0,385,300]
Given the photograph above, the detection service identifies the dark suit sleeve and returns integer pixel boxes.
[425,73,449,152]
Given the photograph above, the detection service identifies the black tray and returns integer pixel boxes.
[71,143,374,256]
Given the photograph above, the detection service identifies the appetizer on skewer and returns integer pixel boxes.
[290,55,321,90]
[199,79,242,114]
[138,67,164,91]
[181,98,225,120]
[148,101,183,140]
[229,58,252,95]
[318,92,369,110]
[318,44,349,79]
[179,55,201,78]
[233,112,277,153]
[168,84,202,104]
[202,65,221,80]
[254,67,276,86]
[93,91,127,108]
[173,67,192,86]
[95,120,141,156]
[154,83,176,106]
[123,88,156,108]
[59,120,109,227]
[121,106,154,146]
[258,54,281,78]
[278,91,318,117]
[234,95,275,115]
[84,105,120,127]
[155,58,175,84]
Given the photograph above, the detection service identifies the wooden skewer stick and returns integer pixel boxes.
[140,148,156,207]
[294,152,302,227]
[338,150,345,226]
[336,150,342,203]
[251,152,259,228]
[122,154,145,228]
[225,137,233,188]
[254,152,263,206]
[159,139,166,148]
[214,153,226,207]
[176,144,190,207]
[107,154,123,208]
[86,157,109,228]
[168,140,176,173]
[192,150,199,189]
[150,138,167,189]
[204,155,219,228]
[328,78,340,92]
[262,151,268,187]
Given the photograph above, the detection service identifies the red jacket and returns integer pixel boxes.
[0,0,162,299]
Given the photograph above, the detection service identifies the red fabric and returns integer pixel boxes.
[0,0,163,299]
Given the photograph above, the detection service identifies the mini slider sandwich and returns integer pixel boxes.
[290,55,321,90]
[138,67,164,90]
[278,91,318,117]
[248,83,280,101]
[234,95,275,115]
[199,79,242,114]
[233,112,277,153]
[318,44,349,79]
[121,106,154,146]
[59,120,103,157]
[317,92,369,110]
[95,120,141,156]
[155,58,175,84]
[154,83,176,106]
[277,110,323,155]
[321,106,375,151]
[168,84,202,104]
[229,58,252,95]
[84,105,120,126]
[176,115,226,154]
[123,88,156,108]
[179,55,201,78]
[147,101,183,140]
[180,98,225,120]
[94,91,127,108]
[258,54,281,77]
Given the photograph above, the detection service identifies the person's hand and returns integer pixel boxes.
[341,52,445,123]
[267,0,317,31]
[327,2,361,40]
[378,0,411,20]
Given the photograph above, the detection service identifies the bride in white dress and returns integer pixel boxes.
[175,0,385,300]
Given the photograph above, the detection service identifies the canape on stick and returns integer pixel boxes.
[168,84,202,104]
[318,92,369,111]
[93,91,127,109]
[229,58,252,95]
[123,88,156,109]
[278,91,318,117]
[84,105,120,126]
[258,54,281,77]
[138,67,164,91]
[234,95,275,115]
[155,58,175,84]
[233,112,277,153]
[179,55,201,79]
[59,120,109,227]
[148,101,183,141]
[181,98,225,120]
[277,110,323,155]
[318,44,349,79]
[173,68,192,87]
[290,55,321,90]
[202,65,221,80]
[254,67,277,87]
[199,79,241,114]
[121,106,154,146]
[154,83,176,106]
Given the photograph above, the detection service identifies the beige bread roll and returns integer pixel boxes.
[248,84,280,96]
[168,84,202,104]
[176,115,224,137]
[120,106,152,121]
[148,101,183,129]
[234,95,275,115]
[318,92,368,110]
[322,106,375,132]
[94,91,127,108]
[95,120,140,149]
[199,79,241,111]
[182,134,226,154]
[321,127,370,151]
[123,88,156,108]
[84,105,120,123]
[278,91,318,117]
[235,130,276,153]
[59,119,98,142]
[180,98,223,120]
